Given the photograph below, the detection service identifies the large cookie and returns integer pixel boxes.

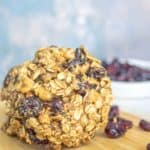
[0,46,113,150]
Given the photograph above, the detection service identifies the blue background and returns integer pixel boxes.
[0,0,150,84]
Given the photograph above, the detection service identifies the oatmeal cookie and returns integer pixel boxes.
[0,46,113,150]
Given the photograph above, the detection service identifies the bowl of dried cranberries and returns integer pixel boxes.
[102,58,150,99]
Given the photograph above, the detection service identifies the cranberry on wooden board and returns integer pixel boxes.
[117,117,133,130]
[105,105,133,139]
[139,120,150,132]
[105,122,126,138]
[147,143,150,150]
[109,105,119,121]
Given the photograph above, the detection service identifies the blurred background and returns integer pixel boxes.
[0,0,150,118]
[0,0,150,83]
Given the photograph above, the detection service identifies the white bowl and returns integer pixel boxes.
[110,58,150,99]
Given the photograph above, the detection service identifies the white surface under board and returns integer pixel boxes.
[114,99,150,121]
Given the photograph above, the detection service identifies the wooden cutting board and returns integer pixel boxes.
[0,102,149,150]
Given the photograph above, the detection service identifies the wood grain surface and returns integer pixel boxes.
[0,102,149,150]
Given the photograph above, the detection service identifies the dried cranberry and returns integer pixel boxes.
[88,83,97,89]
[50,97,63,113]
[78,82,97,90]
[78,82,89,89]
[117,117,133,129]
[64,48,86,69]
[3,67,18,87]
[105,105,134,138]
[139,120,150,131]
[77,81,96,96]
[109,105,119,121]
[77,90,86,97]
[87,67,105,79]
[107,64,118,77]
[103,58,150,82]
[117,74,127,81]
[27,129,49,144]
[147,143,150,150]
[76,74,82,81]
[67,59,78,68]
[75,47,86,65]
[105,122,126,138]
[18,97,42,117]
